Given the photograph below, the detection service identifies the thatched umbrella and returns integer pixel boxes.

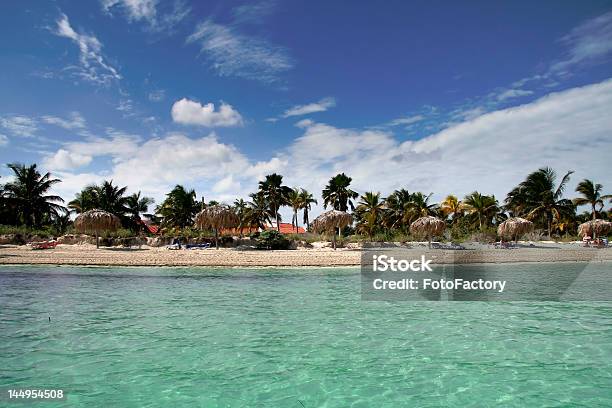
[410,216,445,248]
[578,219,612,239]
[497,217,534,243]
[311,210,353,250]
[195,204,239,249]
[74,209,121,249]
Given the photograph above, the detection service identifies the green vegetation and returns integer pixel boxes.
[253,230,291,250]
[1,163,611,246]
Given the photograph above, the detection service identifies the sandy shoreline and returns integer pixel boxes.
[1,243,611,267]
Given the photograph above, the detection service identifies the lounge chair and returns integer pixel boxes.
[186,243,211,250]
[494,241,512,249]
[31,240,58,250]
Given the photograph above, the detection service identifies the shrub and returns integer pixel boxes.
[255,230,291,250]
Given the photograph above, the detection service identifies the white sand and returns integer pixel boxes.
[1,242,611,267]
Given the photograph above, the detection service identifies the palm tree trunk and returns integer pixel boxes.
[96,231,99,249]
[547,216,552,238]
[592,204,597,220]
[215,229,219,250]
[275,204,280,232]
[332,233,337,250]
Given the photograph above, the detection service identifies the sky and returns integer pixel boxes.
[1,1,612,222]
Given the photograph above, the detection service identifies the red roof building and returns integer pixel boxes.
[264,223,305,234]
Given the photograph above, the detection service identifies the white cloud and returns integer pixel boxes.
[244,157,288,181]
[295,119,314,128]
[496,89,534,101]
[388,114,424,126]
[282,97,336,118]
[54,13,121,85]
[45,132,253,203]
[116,99,134,116]
[101,0,189,32]
[451,106,486,122]
[171,98,243,127]
[43,149,92,170]
[231,0,276,25]
[101,0,157,22]
[1,116,38,137]
[552,11,612,74]
[64,131,141,159]
[148,89,165,102]
[42,112,86,130]
[212,175,240,193]
[0,134,8,146]
[187,20,293,83]
[504,12,612,94]
[51,171,106,203]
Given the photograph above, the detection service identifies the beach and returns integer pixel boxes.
[1,242,611,267]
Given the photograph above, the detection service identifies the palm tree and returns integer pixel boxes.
[287,188,302,233]
[258,173,292,231]
[462,192,500,230]
[322,173,358,212]
[355,192,385,240]
[95,180,129,216]
[505,167,574,237]
[406,192,438,222]
[245,193,274,230]
[68,185,98,214]
[3,163,66,227]
[126,191,154,231]
[51,213,72,235]
[156,185,198,228]
[0,178,16,225]
[573,179,611,220]
[299,189,318,229]
[440,195,462,223]
[233,198,248,236]
[383,188,412,230]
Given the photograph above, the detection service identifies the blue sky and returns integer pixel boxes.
[1,1,612,220]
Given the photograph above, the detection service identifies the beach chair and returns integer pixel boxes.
[31,240,58,250]
[494,241,511,249]
[186,243,211,250]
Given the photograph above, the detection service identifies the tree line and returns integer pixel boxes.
[1,163,610,239]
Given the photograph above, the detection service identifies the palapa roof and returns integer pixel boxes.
[74,209,121,233]
[409,216,445,238]
[195,204,239,230]
[311,210,353,233]
[578,219,612,237]
[497,217,534,239]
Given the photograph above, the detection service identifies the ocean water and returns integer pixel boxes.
[0,264,611,407]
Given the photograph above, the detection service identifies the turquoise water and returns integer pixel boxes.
[1,264,611,407]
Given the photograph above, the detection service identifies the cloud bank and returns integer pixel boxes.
[45,79,612,220]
